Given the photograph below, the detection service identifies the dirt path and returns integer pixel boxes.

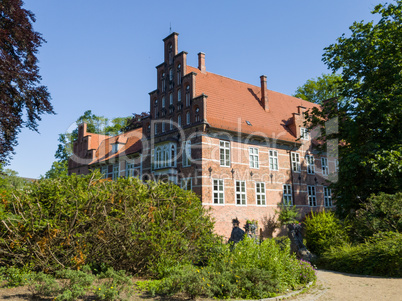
[289,270,402,301]
[0,270,401,300]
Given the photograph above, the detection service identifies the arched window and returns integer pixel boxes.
[195,107,200,122]
[177,64,181,84]
[178,115,182,127]
[161,72,166,92]
[163,145,169,167]
[169,68,173,81]
[162,96,165,108]
[156,146,162,169]
[171,144,176,167]
[154,99,158,118]
[178,89,181,103]
[185,85,190,107]
[168,44,173,64]
[169,93,173,106]
[186,111,190,125]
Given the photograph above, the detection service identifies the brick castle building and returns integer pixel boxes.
[68,32,336,239]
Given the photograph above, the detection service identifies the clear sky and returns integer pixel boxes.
[7,0,381,178]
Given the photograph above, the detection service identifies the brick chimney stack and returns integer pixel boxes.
[198,52,206,73]
[260,75,269,112]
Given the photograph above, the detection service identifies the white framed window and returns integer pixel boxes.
[324,187,332,207]
[249,147,259,168]
[321,157,329,176]
[291,152,301,172]
[306,155,315,174]
[255,182,266,205]
[283,184,293,205]
[220,140,230,167]
[186,111,190,125]
[154,143,176,169]
[101,165,108,179]
[178,115,181,127]
[308,185,317,207]
[182,140,191,167]
[181,178,192,191]
[300,127,309,140]
[112,163,119,180]
[126,162,135,177]
[212,179,224,204]
[335,159,339,172]
[235,180,246,205]
[269,150,279,170]
[162,96,165,108]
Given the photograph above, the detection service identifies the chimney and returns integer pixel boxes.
[198,52,206,73]
[260,75,269,111]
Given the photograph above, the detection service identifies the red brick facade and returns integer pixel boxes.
[68,32,337,240]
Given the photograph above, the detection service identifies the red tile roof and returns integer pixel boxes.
[89,127,143,164]
[187,66,318,143]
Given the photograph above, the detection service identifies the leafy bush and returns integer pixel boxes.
[140,237,316,299]
[348,192,402,242]
[0,172,218,276]
[320,232,402,277]
[276,204,299,226]
[304,210,348,256]
[0,266,33,287]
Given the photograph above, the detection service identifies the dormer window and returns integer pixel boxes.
[112,143,119,154]
[177,64,181,84]
[300,127,309,140]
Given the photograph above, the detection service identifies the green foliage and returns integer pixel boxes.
[0,166,30,191]
[44,160,68,179]
[0,172,218,276]
[320,232,402,277]
[0,266,33,288]
[293,73,343,104]
[304,1,402,217]
[276,204,299,226]
[347,192,402,242]
[141,237,316,299]
[28,272,60,297]
[304,210,349,256]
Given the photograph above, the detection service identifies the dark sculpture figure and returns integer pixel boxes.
[228,218,245,245]
[287,223,316,262]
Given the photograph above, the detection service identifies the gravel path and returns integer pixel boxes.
[289,270,402,301]
[0,270,401,300]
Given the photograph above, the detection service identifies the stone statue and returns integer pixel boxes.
[287,223,316,262]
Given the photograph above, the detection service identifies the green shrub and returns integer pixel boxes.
[140,237,316,299]
[348,192,402,242]
[0,266,33,287]
[320,232,402,277]
[304,210,349,256]
[0,172,218,276]
[276,204,299,226]
[28,272,60,297]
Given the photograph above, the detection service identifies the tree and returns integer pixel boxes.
[0,0,54,163]
[293,73,343,104]
[305,0,402,217]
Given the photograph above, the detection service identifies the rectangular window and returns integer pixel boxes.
[162,122,165,132]
[212,179,224,204]
[306,155,315,174]
[182,141,191,167]
[181,178,192,191]
[269,150,279,170]
[101,165,108,179]
[186,111,190,125]
[255,182,266,205]
[324,187,332,207]
[220,140,230,167]
[126,162,135,177]
[291,152,301,172]
[321,157,329,176]
[308,185,317,207]
[112,163,119,180]
[169,118,173,130]
[300,127,309,140]
[154,124,158,135]
[235,180,246,205]
[283,184,293,205]
[249,147,259,168]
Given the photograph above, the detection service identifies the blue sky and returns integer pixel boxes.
[8,0,380,178]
